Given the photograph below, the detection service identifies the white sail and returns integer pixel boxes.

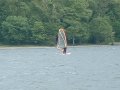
[57,29,67,50]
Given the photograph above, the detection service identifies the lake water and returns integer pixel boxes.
[0,46,120,90]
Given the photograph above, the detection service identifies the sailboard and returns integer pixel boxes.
[56,28,71,55]
[56,52,71,55]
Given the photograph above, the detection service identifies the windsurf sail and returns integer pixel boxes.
[57,28,67,51]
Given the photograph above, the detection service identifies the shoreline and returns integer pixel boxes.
[0,44,119,49]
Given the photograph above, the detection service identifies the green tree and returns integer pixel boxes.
[106,0,120,42]
[89,17,114,44]
[0,0,119,45]
[32,21,48,45]
[112,21,120,41]
[1,16,31,44]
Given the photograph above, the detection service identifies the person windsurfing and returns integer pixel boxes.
[57,27,67,54]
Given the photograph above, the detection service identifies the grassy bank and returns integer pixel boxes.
[0,42,120,48]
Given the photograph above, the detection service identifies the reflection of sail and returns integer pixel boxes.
[57,29,67,50]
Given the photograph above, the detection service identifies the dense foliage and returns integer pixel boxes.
[0,0,120,45]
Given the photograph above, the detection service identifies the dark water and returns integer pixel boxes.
[0,46,120,90]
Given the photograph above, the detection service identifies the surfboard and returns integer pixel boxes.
[56,52,71,55]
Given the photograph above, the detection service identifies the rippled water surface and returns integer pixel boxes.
[0,46,120,90]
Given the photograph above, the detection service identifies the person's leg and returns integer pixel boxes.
[63,47,67,54]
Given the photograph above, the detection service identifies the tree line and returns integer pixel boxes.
[0,0,120,45]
